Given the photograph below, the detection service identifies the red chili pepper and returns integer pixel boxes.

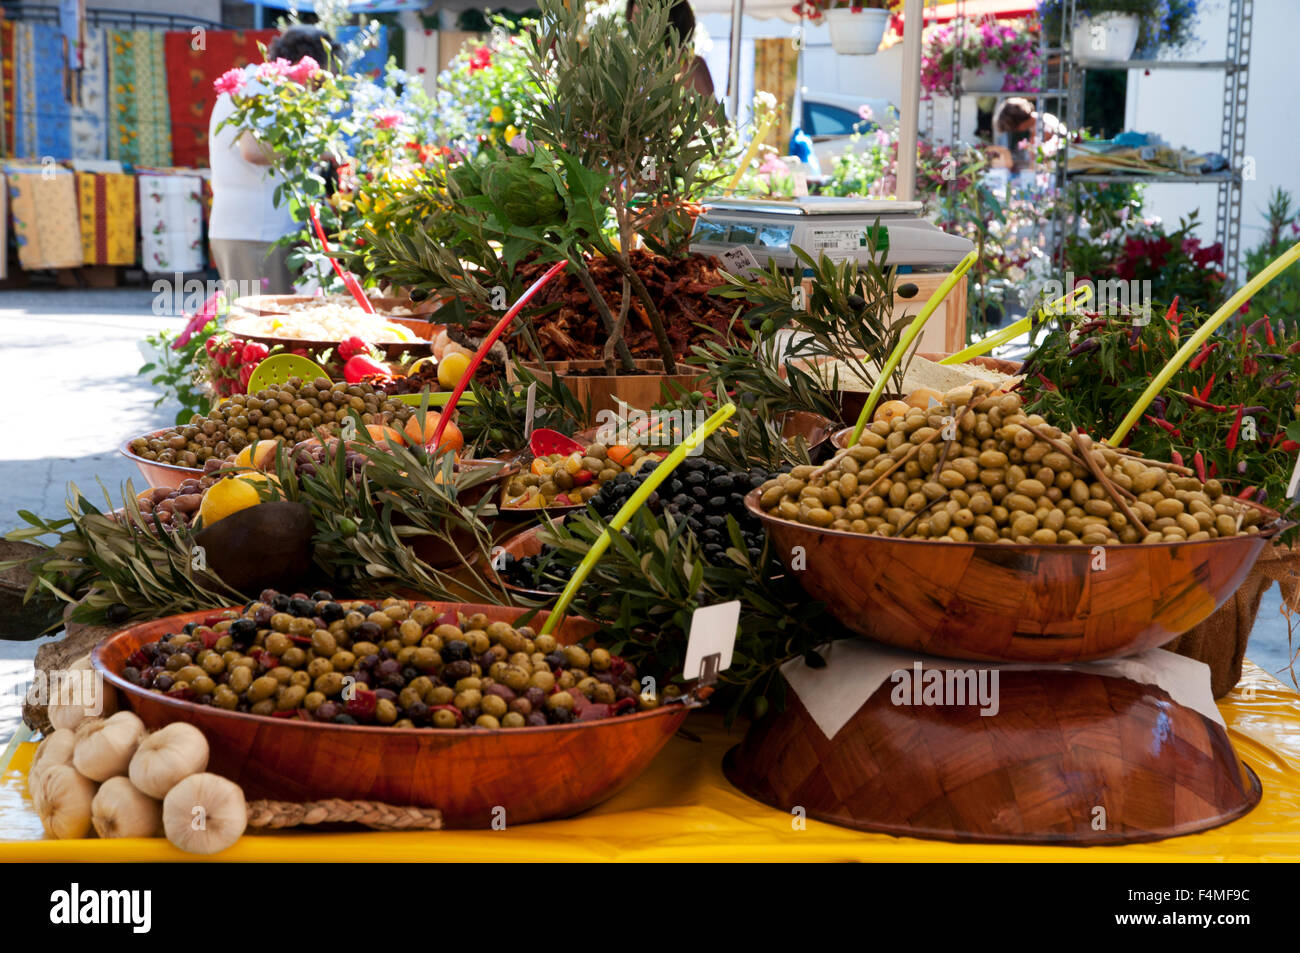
[1226,404,1244,451]
[1202,373,1215,400]
[1166,297,1180,325]
[1035,372,1057,392]
[1171,450,1184,468]
[1266,320,1277,347]
[1193,451,1207,483]
[1283,441,1300,452]
[1209,460,1218,478]
[1188,342,1219,370]
[1181,393,1228,412]
[1144,414,1181,437]
[1244,356,1259,375]
[1238,485,1257,499]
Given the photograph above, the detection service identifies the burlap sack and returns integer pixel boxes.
[1165,542,1300,698]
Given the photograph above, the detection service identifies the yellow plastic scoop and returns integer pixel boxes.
[246,354,329,393]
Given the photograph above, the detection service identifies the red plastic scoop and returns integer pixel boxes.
[529,428,585,458]
[307,204,374,315]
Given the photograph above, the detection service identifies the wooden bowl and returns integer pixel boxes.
[724,668,1260,845]
[225,313,432,363]
[481,523,562,601]
[120,430,205,490]
[745,489,1280,662]
[93,604,690,828]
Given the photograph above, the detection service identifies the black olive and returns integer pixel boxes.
[544,651,567,670]
[333,713,359,725]
[442,659,473,681]
[319,602,345,622]
[402,666,419,682]
[442,639,471,663]
[105,603,130,624]
[311,590,334,602]
[183,622,198,634]
[406,700,430,722]
[271,594,292,612]
[289,597,316,618]
[374,688,398,702]
[124,667,142,685]
[358,620,383,641]
[548,707,574,724]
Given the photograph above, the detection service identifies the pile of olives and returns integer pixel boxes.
[129,478,217,531]
[503,444,656,509]
[128,377,414,468]
[758,384,1262,545]
[126,590,660,729]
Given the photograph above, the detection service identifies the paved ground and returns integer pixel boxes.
[1,286,182,744]
[0,287,1294,747]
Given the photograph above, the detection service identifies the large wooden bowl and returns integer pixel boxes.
[121,430,205,490]
[746,489,1279,662]
[724,668,1260,844]
[93,604,690,828]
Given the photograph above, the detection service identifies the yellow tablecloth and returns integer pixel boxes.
[4,661,1299,862]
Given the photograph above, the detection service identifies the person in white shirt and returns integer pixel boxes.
[208,27,333,294]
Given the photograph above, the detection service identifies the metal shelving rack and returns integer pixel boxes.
[925,0,1253,289]
[1056,0,1253,287]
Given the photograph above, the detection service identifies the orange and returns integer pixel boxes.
[366,423,406,446]
[404,412,465,454]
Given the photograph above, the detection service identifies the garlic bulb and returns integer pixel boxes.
[91,777,162,839]
[163,773,247,855]
[129,722,209,799]
[31,730,78,782]
[73,711,145,782]
[36,765,97,839]
[47,654,117,732]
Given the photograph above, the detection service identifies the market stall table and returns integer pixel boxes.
[2,661,1299,861]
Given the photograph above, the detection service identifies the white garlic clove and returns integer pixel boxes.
[163,773,247,855]
[91,776,163,839]
[129,722,210,799]
[36,765,97,839]
[73,711,146,782]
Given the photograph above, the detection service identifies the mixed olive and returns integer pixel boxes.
[128,378,414,468]
[758,384,1263,544]
[503,443,659,509]
[125,591,661,729]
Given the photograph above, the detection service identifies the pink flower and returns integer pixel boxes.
[858,103,874,121]
[256,57,292,82]
[373,109,406,130]
[286,55,321,85]
[213,68,246,97]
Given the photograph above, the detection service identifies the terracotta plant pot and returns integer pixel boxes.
[517,360,706,427]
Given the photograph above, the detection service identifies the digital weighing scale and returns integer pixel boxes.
[689,196,974,271]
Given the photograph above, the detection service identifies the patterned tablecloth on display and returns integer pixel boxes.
[137,170,204,273]
[4,164,83,270]
[107,29,171,167]
[76,170,136,265]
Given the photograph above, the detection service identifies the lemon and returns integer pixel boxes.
[437,351,472,389]
[198,477,263,527]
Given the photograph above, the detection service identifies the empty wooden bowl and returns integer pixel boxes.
[746,489,1280,662]
[94,603,690,828]
[724,668,1260,845]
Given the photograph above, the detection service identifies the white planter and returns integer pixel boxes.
[959,66,1007,92]
[1071,13,1141,61]
[826,8,892,56]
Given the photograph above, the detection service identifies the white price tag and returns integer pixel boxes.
[523,382,538,440]
[1287,452,1300,500]
[682,601,740,682]
[718,245,760,275]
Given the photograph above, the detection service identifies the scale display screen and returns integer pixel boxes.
[692,220,795,249]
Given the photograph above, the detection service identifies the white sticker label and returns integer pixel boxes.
[683,601,740,679]
[807,226,864,252]
[1287,453,1300,500]
[718,245,760,275]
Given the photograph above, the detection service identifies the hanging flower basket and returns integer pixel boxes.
[825,8,893,56]
[1071,13,1141,61]
[959,66,1007,92]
